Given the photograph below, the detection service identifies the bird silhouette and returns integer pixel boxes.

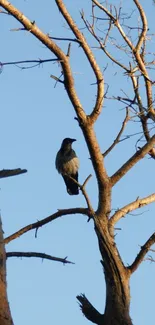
[55,138,79,195]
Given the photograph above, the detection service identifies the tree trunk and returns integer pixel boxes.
[103,271,133,325]
[0,217,14,325]
[95,219,133,325]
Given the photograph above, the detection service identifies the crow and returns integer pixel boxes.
[55,138,79,195]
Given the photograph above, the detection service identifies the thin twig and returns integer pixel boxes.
[145,256,155,263]
[0,8,9,14]
[67,42,71,57]
[68,174,94,217]
[81,13,129,72]
[50,74,64,83]
[92,0,134,50]
[10,27,26,31]
[103,108,130,157]
[149,249,155,252]
[49,36,81,43]
[1,58,59,67]
[83,174,92,188]
[130,74,150,141]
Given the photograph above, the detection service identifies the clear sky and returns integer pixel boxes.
[0,0,155,324]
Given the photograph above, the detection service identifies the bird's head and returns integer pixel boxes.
[61,138,76,151]
[62,138,76,145]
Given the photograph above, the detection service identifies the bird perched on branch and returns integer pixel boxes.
[55,138,79,195]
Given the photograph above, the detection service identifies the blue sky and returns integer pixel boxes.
[0,0,155,324]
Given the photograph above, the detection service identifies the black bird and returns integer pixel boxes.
[55,138,79,195]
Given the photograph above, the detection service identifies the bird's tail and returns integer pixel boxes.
[63,173,79,195]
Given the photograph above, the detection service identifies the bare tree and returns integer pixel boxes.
[0,1,155,324]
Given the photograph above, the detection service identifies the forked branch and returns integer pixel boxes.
[0,0,111,219]
[56,0,104,123]
[92,0,155,120]
[81,10,129,73]
[68,174,94,216]
[0,0,86,123]
[92,0,134,50]
[133,0,148,52]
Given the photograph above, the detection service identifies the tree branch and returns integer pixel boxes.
[133,0,148,52]
[93,0,155,121]
[103,108,129,158]
[145,256,155,263]
[0,0,111,220]
[50,74,64,83]
[92,0,134,51]
[0,0,86,123]
[133,0,155,120]
[49,36,81,43]
[53,4,111,218]
[54,1,111,217]
[109,193,155,230]
[111,135,155,186]
[2,58,58,67]
[77,294,104,325]
[4,208,90,244]
[81,12,129,73]
[0,168,27,178]
[80,175,93,213]
[68,174,94,217]
[6,252,74,265]
[130,74,150,141]
[56,0,104,123]
[128,232,155,273]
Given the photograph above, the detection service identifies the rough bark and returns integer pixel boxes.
[0,218,14,325]
[0,1,154,325]
[94,218,133,325]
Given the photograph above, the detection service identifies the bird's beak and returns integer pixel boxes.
[71,139,76,143]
